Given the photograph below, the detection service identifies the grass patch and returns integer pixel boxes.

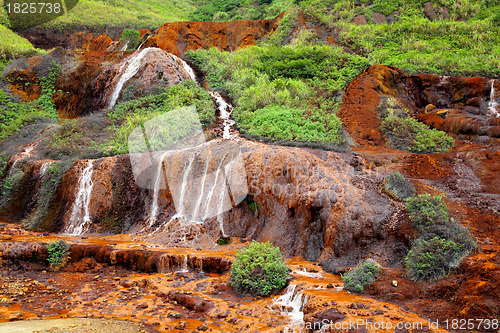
[342,258,381,293]
[187,43,369,146]
[0,60,59,140]
[405,194,476,281]
[230,241,290,296]
[189,0,293,22]
[381,110,454,153]
[42,0,196,30]
[0,24,41,60]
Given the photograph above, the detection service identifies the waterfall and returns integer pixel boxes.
[293,268,323,279]
[170,54,197,81]
[203,154,227,220]
[174,155,196,219]
[180,255,188,272]
[148,151,169,227]
[107,47,151,109]
[488,79,499,117]
[39,161,53,177]
[64,161,94,235]
[209,91,237,139]
[191,154,211,222]
[274,285,308,332]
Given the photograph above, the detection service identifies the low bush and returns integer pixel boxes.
[405,194,476,281]
[383,172,415,201]
[230,241,290,296]
[119,29,140,50]
[46,240,70,270]
[342,258,381,293]
[405,236,471,281]
[238,105,343,144]
[406,194,449,230]
[381,113,454,153]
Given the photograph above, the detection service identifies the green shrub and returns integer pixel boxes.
[404,193,476,281]
[230,241,290,296]
[342,258,381,293]
[406,194,449,230]
[405,236,471,281]
[217,236,231,245]
[119,29,140,50]
[381,113,454,153]
[383,172,415,201]
[46,240,70,269]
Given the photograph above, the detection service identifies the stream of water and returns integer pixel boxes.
[64,161,94,235]
[488,79,499,117]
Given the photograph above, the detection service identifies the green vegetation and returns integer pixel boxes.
[300,0,500,77]
[0,61,60,140]
[119,29,141,51]
[342,258,381,293]
[230,241,290,296]
[405,194,476,281]
[105,80,215,155]
[383,171,415,201]
[46,240,70,270]
[0,168,23,208]
[0,24,40,60]
[187,43,369,146]
[381,111,454,153]
[217,236,231,245]
[189,0,292,22]
[42,0,195,30]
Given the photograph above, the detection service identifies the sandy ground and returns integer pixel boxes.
[0,318,154,333]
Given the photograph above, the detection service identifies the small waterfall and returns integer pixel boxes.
[170,54,197,81]
[174,155,196,219]
[148,152,169,227]
[488,79,499,117]
[39,161,53,177]
[119,41,129,52]
[274,285,308,332]
[180,255,188,272]
[64,161,94,235]
[209,91,237,139]
[108,47,152,109]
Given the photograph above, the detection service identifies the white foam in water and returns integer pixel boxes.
[148,151,169,227]
[293,268,323,279]
[209,91,237,139]
[488,79,499,117]
[274,285,308,332]
[64,161,94,235]
[39,161,53,178]
[170,53,197,81]
[108,47,152,109]
[180,255,188,273]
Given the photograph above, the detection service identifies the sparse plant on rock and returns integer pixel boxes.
[230,241,289,296]
[119,29,140,51]
[383,172,415,201]
[342,258,381,293]
[47,240,70,271]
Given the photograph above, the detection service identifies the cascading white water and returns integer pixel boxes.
[119,41,129,52]
[108,47,152,109]
[293,268,323,279]
[64,161,94,235]
[39,162,52,177]
[202,154,227,220]
[274,285,308,332]
[148,151,169,227]
[209,91,237,139]
[192,154,211,222]
[169,53,197,81]
[180,255,188,273]
[488,79,499,117]
[173,155,196,219]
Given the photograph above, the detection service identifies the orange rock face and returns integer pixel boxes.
[145,16,282,56]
